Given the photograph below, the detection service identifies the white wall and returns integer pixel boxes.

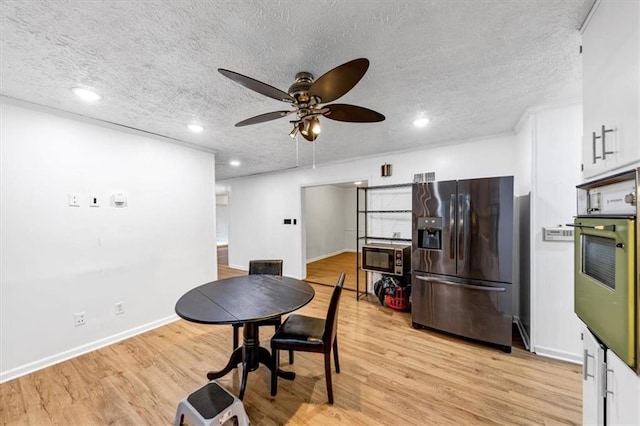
[0,101,217,382]
[304,185,347,261]
[343,187,357,251]
[529,103,583,362]
[216,204,229,245]
[220,133,517,278]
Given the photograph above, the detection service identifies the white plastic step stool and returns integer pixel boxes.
[173,381,250,426]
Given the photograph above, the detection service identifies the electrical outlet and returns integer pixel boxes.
[114,302,124,315]
[74,312,86,327]
[393,232,401,238]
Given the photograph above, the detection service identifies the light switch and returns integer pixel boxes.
[89,194,99,207]
[68,193,80,207]
[114,192,127,206]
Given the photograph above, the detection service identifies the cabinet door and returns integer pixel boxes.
[582,325,605,425]
[605,349,640,426]
[582,0,640,178]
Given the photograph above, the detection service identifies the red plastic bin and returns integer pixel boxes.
[384,287,409,311]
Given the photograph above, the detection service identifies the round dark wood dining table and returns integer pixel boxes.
[175,275,315,400]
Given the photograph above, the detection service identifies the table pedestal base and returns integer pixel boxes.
[206,322,295,400]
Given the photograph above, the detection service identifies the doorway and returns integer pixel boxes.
[301,181,367,291]
[216,192,230,272]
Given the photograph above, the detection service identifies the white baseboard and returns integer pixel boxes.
[228,263,247,271]
[306,249,355,264]
[0,314,179,384]
[533,345,582,365]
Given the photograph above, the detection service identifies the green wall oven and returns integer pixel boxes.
[573,169,639,373]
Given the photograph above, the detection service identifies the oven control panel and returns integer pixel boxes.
[578,178,637,216]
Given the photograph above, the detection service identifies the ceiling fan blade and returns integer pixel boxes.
[235,110,295,127]
[322,104,385,123]
[308,58,369,103]
[219,68,295,103]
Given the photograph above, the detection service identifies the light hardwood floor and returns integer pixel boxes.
[219,247,364,292]
[305,252,364,292]
[0,257,582,425]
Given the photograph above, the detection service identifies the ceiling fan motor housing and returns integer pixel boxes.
[288,72,314,103]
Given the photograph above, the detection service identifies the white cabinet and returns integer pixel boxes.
[582,324,606,425]
[582,0,640,178]
[605,350,640,426]
[581,324,640,425]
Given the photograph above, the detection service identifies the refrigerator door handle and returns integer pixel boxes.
[449,194,456,259]
[416,275,506,292]
[457,194,465,262]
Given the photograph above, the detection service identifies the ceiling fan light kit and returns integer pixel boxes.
[218,58,385,145]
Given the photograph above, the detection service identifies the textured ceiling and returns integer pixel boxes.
[0,0,594,180]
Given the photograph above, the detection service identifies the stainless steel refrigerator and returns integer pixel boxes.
[411,176,514,352]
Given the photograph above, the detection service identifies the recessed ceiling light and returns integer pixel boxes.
[72,87,101,102]
[229,160,241,167]
[187,123,204,133]
[413,117,430,128]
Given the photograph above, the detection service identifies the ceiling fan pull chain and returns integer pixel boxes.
[296,133,299,167]
[312,141,316,169]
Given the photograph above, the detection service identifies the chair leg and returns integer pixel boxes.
[333,338,340,373]
[289,350,294,365]
[271,348,279,396]
[233,325,239,350]
[324,352,334,404]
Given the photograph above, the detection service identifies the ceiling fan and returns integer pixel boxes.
[218,58,385,142]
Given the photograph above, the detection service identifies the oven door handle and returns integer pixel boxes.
[566,223,616,231]
[416,276,506,292]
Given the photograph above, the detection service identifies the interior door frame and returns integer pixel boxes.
[299,178,369,280]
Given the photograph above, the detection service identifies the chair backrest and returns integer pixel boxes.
[322,272,346,347]
[248,259,283,276]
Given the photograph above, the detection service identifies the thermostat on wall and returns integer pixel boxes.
[542,226,573,242]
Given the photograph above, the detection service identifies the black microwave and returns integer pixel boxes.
[361,243,411,276]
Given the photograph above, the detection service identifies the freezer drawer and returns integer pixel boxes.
[411,272,513,350]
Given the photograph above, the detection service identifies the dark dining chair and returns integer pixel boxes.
[270,272,345,404]
[232,259,292,363]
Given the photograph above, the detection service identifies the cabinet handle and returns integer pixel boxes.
[592,131,602,164]
[566,223,615,232]
[600,125,614,160]
[605,368,614,397]
[583,349,595,381]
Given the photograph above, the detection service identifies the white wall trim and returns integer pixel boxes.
[514,99,582,134]
[0,315,179,384]
[229,263,248,271]
[534,346,582,365]
[529,113,538,352]
[580,0,602,34]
